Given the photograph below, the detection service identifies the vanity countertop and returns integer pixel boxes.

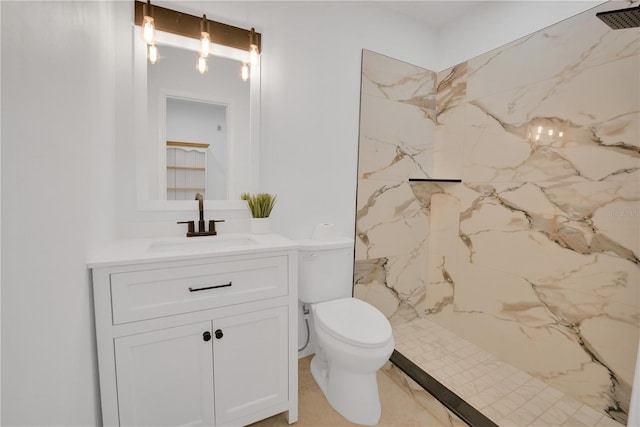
[88,233,298,268]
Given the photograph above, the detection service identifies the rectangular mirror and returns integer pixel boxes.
[134,20,260,211]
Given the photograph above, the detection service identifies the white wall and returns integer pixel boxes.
[0,2,3,421]
[1,1,117,425]
[0,1,2,424]
[258,2,438,239]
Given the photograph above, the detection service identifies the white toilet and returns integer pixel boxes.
[298,238,394,426]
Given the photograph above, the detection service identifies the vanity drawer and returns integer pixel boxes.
[110,256,288,324]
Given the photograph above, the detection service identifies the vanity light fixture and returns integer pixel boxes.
[134,1,262,77]
[141,0,156,45]
[241,62,250,81]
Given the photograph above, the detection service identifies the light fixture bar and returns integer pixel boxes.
[134,1,261,53]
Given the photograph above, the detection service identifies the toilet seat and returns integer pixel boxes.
[314,298,392,348]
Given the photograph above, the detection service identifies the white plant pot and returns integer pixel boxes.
[251,217,270,234]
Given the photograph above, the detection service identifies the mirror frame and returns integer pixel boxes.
[133,14,260,212]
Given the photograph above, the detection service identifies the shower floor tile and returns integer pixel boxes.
[393,318,624,427]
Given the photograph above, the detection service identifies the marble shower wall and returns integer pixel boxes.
[354,50,437,322]
[355,2,639,424]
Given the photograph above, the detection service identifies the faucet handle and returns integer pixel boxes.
[208,219,225,235]
[177,221,195,234]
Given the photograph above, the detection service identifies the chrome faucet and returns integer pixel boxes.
[177,192,225,237]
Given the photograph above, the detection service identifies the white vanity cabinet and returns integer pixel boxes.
[114,321,216,426]
[90,240,298,427]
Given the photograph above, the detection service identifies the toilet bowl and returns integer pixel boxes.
[309,297,394,425]
[298,238,394,425]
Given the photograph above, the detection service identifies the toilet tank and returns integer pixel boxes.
[298,237,354,303]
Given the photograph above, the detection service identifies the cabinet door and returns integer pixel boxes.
[115,321,215,426]
[213,306,288,426]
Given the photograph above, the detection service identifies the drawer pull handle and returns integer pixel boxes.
[188,282,233,292]
[203,331,212,342]
[215,329,224,339]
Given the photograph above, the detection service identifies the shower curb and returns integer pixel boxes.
[390,350,499,427]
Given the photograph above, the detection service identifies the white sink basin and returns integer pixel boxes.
[148,235,258,253]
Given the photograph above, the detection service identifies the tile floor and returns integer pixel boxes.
[393,318,624,427]
[249,355,467,427]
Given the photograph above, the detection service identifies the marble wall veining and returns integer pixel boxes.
[354,2,639,424]
[355,50,437,323]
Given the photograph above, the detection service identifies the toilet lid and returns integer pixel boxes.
[314,298,392,348]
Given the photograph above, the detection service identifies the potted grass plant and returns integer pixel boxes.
[241,192,277,234]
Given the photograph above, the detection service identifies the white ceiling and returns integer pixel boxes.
[378,1,490,30]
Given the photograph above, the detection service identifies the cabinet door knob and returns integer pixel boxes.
[203,331,212,342]
[215,329,223,339]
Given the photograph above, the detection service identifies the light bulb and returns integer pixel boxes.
[200,33,211,57]
[148,44,158,64]
[142,16,156,44]
[249,44,259,67]
[248,27,259,67]
[141,0,155,45]
[241,62,250,81]
[199,15,211,57]
[197,56,208,74]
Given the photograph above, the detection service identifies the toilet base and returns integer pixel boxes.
[310,351,382,426]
